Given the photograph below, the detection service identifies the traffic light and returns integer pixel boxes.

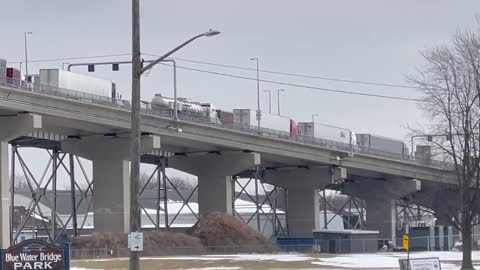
[446,134,452,141]
[112,63,119,71]
[88,65,95,72]
[427,135,433,142]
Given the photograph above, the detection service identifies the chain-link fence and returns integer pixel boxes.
[69,233,480,260]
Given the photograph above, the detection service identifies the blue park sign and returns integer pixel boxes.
[1,239,70,270]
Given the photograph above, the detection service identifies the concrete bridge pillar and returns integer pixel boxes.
[263,167,332,238]
[168,152,261,215]
[341,177,420,240]
[0,114,42,248]
[364,198,396,239]
[62,135,160,233]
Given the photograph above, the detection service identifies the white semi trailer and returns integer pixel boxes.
[356,133,407,157]
[233,109,294,134]
[298,122,356,146]
[39,69,120,99]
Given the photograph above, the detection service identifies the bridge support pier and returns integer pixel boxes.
[364,198,396,239]
[168,152,260,216]
[62,135,160,233]
[0,114,42,248]
[92,159,130,232]
[287,188,320,238]
[341,178,420,241]
[263,167,333,238]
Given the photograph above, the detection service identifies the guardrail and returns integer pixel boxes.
[0,76,454,170]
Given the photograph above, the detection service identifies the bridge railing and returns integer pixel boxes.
[0,76,454,170]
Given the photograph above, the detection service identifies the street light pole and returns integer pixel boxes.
[250,58,261,131]
[264,90,271,114]
[312,114,319,123]
[24,32,32,79]
[130,1,141,270]
[130,2,220,269]
[277,89,285,115]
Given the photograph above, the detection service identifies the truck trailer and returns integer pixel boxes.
[233,109,297,135]
[39,69,120,99]
[298,122,356,146]
[356,133,406,157]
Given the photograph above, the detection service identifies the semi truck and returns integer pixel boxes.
[38,69,120,99]
[298,122,356,146]
[356,133,406,157]
[233,109,298,135]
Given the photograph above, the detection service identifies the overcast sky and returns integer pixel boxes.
[2,1,480,187]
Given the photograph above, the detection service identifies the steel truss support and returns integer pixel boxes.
[139,157,199,229]
[233,168,288,239]
[319,190,366,230]
[10,145,93,244]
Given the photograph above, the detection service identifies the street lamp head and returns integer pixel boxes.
[250,57,258,61]
[204,29,221,37]
[25,32,33,35]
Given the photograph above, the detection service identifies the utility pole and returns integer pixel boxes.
[264,89,271,114]
[251,58,261,131]
[130,0,141,269]
[130,2,219,268]
[277,89,285,115]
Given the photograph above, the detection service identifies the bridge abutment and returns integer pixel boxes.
[168,152,261,216]
[62,135,160,233]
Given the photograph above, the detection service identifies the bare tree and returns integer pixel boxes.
[408,28,480,269]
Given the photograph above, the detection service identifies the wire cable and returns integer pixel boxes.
[157,63,422,102]
[7,53,131,64]
[5,52,421,101]
[143,53,417,90]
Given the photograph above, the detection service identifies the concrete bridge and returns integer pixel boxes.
[0,81,458,248]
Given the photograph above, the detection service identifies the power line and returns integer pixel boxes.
[8,52,417,91]
[157,63,422,102]
[143,53,417,90]
[5,52,421,101]
[6,53,131,64]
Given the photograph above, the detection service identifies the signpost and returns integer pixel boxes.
[403,234,410,269]
[129,232,144,252]
[403,234,410,251]
[2,239,69,270]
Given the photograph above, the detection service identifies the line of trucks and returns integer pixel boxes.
[0,58,409,158]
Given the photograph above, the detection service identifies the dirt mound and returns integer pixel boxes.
[188,212,279,253]
[71,231,205,256]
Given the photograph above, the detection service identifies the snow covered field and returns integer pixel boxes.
[72,251,480,270]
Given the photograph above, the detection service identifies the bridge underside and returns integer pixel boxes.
[3,137,439,248]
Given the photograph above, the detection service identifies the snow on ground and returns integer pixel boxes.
[73,251,480,269]
[314,251,480,269]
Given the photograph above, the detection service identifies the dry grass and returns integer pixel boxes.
[72,231,205,256]
[188,212,279,253]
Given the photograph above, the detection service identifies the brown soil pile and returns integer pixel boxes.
[188,211,279,253]
[71,231,205,256]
